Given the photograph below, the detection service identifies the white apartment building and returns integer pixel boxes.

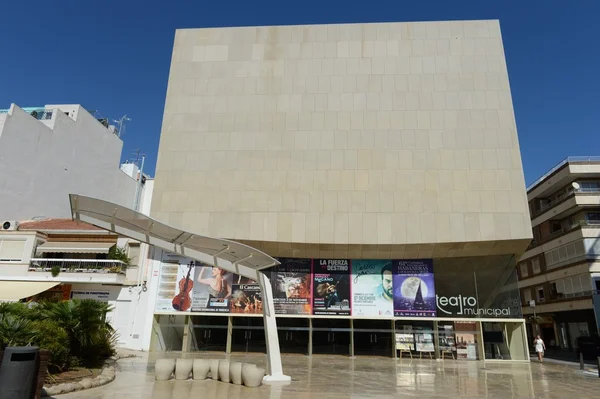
[0,103,139,220]
[0,103,155,350]
[518,157,600,352]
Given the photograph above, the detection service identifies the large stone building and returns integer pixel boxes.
[148,20,533,361]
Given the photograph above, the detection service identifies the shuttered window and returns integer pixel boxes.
[0,240,26,261]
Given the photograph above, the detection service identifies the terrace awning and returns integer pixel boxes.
[0,281,59,302]
[36,241,114,254]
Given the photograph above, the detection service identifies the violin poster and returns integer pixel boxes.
[271,258,312,315]
[154,254,193,313]
[191,263,233,313]
[312,259,351,316]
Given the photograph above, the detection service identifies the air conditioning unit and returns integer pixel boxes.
[1,221,19,231]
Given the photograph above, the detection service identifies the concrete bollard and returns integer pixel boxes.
[580,352,584,370]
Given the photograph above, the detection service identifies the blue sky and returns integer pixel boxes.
[1,0,598,184]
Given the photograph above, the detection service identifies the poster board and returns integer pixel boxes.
[395,333,415,351]
[415,333,435,352]
[351,260,393,317]
[271,258,312,315]
[312,259,351,316]
[393,259,436,317]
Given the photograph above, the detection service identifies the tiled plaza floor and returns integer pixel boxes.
[56,351,598,399]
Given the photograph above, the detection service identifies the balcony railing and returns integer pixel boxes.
[527,156,600,191]
[549,290,600,301]
[528,219,600,250]
[29,259,127,274]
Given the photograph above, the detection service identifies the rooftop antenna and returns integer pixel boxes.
[113,114,131,138]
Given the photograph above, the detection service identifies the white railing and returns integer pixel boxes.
[29,258,127,274]
[527,156,600,191]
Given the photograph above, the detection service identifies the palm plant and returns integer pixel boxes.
[41,300,112,346]
[0,299,117,369]
[0,313,37,347]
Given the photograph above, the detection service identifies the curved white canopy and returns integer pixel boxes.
[69,194,279,281]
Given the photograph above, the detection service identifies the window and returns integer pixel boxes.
[519,263,529,278]
[580,182,600,192]
[545,241,585,270]
[586,213,600,224]
[551,222,562,233]
[550,282,558,298]
[531,258,541,274]
[536,286,545,302]
[0,239,26,262]
[523,288,532,305]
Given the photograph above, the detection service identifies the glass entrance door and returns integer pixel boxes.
[353,320,393,357]
[312,319,351,355]
[190,316,228,352]
[231,316,266,353]
[277,318,309,354]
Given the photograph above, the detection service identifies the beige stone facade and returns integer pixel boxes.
[153,20,532,258]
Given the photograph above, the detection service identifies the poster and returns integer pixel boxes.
[438,325,456,352]
[271,258,312,315]
[154,256,187,312]
[415,333,435,352]
[351,260,394,317]
[312,259,351,315]
[455,322,478,360]
[393,259,436,317]
[230,275,262,314]
[192,263,233,313]
[395,333,414,351]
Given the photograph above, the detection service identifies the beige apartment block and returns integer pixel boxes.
[153,20,532,259]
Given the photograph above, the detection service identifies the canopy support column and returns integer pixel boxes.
[258,271,291,383]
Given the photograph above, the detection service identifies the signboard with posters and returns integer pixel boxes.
[312,259,351,316]
[192,263,233,313]
[351,260,393,317]
[154,254,187,312]
[230,275,262,314]
[271,258,312,315]
[395,333,414,351]
[415,333,435,352]
[393,259,436,317]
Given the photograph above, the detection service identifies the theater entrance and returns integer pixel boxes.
[231,316,266,353]
[277,318,310,354]
[353,320,393,357]
[312,319,351,355]
[190,316,228,352]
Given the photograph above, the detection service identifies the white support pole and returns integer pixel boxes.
[258,271,291,383]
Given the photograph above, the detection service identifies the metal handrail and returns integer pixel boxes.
[29,258,127,274]
[527,156,600,192]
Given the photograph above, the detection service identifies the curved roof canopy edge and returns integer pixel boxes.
[69,194,280,280]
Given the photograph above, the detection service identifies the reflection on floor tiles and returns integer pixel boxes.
[56,351,598,399]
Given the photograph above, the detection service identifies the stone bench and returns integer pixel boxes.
[154,358,265,387]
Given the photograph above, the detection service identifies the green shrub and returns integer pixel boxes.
[30,320,69,372]
[107,245,131,266]
[50,265,61,277]
[0,313,37,348]
[81,326,118,368]
[0,299,116,371]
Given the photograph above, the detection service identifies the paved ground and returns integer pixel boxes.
[55,351,599,399]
